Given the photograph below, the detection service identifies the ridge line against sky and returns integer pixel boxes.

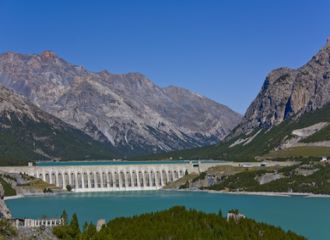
[0,0,330,114]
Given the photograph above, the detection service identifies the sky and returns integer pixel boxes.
[0,0,330,114]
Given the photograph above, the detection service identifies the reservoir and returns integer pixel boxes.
[5,191,330,240]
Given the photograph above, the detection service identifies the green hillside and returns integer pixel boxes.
[0,113,117,165]
[139,104,330,161]
[208,160,330,194]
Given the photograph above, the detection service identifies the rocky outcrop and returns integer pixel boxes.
[233,38,330,136]
[0,184,12,218]
[0,51,241,155]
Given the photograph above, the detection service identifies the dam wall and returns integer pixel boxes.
[0,161,223,192]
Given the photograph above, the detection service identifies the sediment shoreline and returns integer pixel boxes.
[164,188,330,198]
[4,191,73,200]
[3,194,24,200]
[4,188,330,201]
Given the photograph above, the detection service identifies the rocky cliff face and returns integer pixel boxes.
[0,86,116,164]
[0,85,64,128]
[234,38,330,136]
[0,51,241,155]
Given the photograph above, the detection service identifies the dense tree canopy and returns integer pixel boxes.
[53,206,305,240]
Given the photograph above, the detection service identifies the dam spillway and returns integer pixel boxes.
[0,160,224,192]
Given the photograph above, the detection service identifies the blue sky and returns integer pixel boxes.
[0,0,329,114]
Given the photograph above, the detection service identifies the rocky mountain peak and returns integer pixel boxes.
[232,38,330,137]
[122,72,155,88]
[40,50,57,60]
[98,70,111,78]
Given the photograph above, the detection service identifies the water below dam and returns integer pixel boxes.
[6,191,330,240]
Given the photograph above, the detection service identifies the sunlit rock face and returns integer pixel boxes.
[0,85,117,161]
[0,51,241,155]
[232,38,330,136]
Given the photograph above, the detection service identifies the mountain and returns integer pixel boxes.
[0,51,241,156]
[218,38,330,160]
[233,38,330,136]
[145,38,330,161]
[0,85,116,165]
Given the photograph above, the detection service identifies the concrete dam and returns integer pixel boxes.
[0,160,224,192]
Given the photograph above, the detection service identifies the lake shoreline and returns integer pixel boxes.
[5,188,330,200]
[4,191,74,200]
[163,188,330,198]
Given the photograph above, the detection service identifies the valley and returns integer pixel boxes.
[1,1,330,239]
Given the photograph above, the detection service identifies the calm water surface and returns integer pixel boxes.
[6,191,330,240]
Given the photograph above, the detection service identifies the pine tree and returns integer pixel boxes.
[61,210,68,225]
[69,213,80,238]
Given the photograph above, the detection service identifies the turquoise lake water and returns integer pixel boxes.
[36,160,224,166]
[6,191,330,240]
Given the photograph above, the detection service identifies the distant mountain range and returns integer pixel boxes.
[2,38,329,163]
[146,38,330,161]
[0,51,241,161]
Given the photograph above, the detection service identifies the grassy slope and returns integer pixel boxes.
[0,113,117,165]
[209,161,330,194]
[0,176,16,196]
[264,147,330,159]
[138,104,330,161]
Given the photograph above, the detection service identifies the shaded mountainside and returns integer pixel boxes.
[0,51,241,156]
[0,86,116,165]
[144,39,330,161]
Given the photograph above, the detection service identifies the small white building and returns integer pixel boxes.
[320,156,328,163]
[14,218,63,228]
[227,212,246,222]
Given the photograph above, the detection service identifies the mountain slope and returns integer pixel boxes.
[0,51,241,155]
[142,96,330,162]
[233,38,330,136]
[219,38,330,160]
[144,38,330,161]
[0,86,116,165]
[207,103,330,161]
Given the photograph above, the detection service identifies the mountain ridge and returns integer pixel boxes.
[0,51,241,156]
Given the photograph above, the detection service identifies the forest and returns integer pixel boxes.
[53,206,305,240]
